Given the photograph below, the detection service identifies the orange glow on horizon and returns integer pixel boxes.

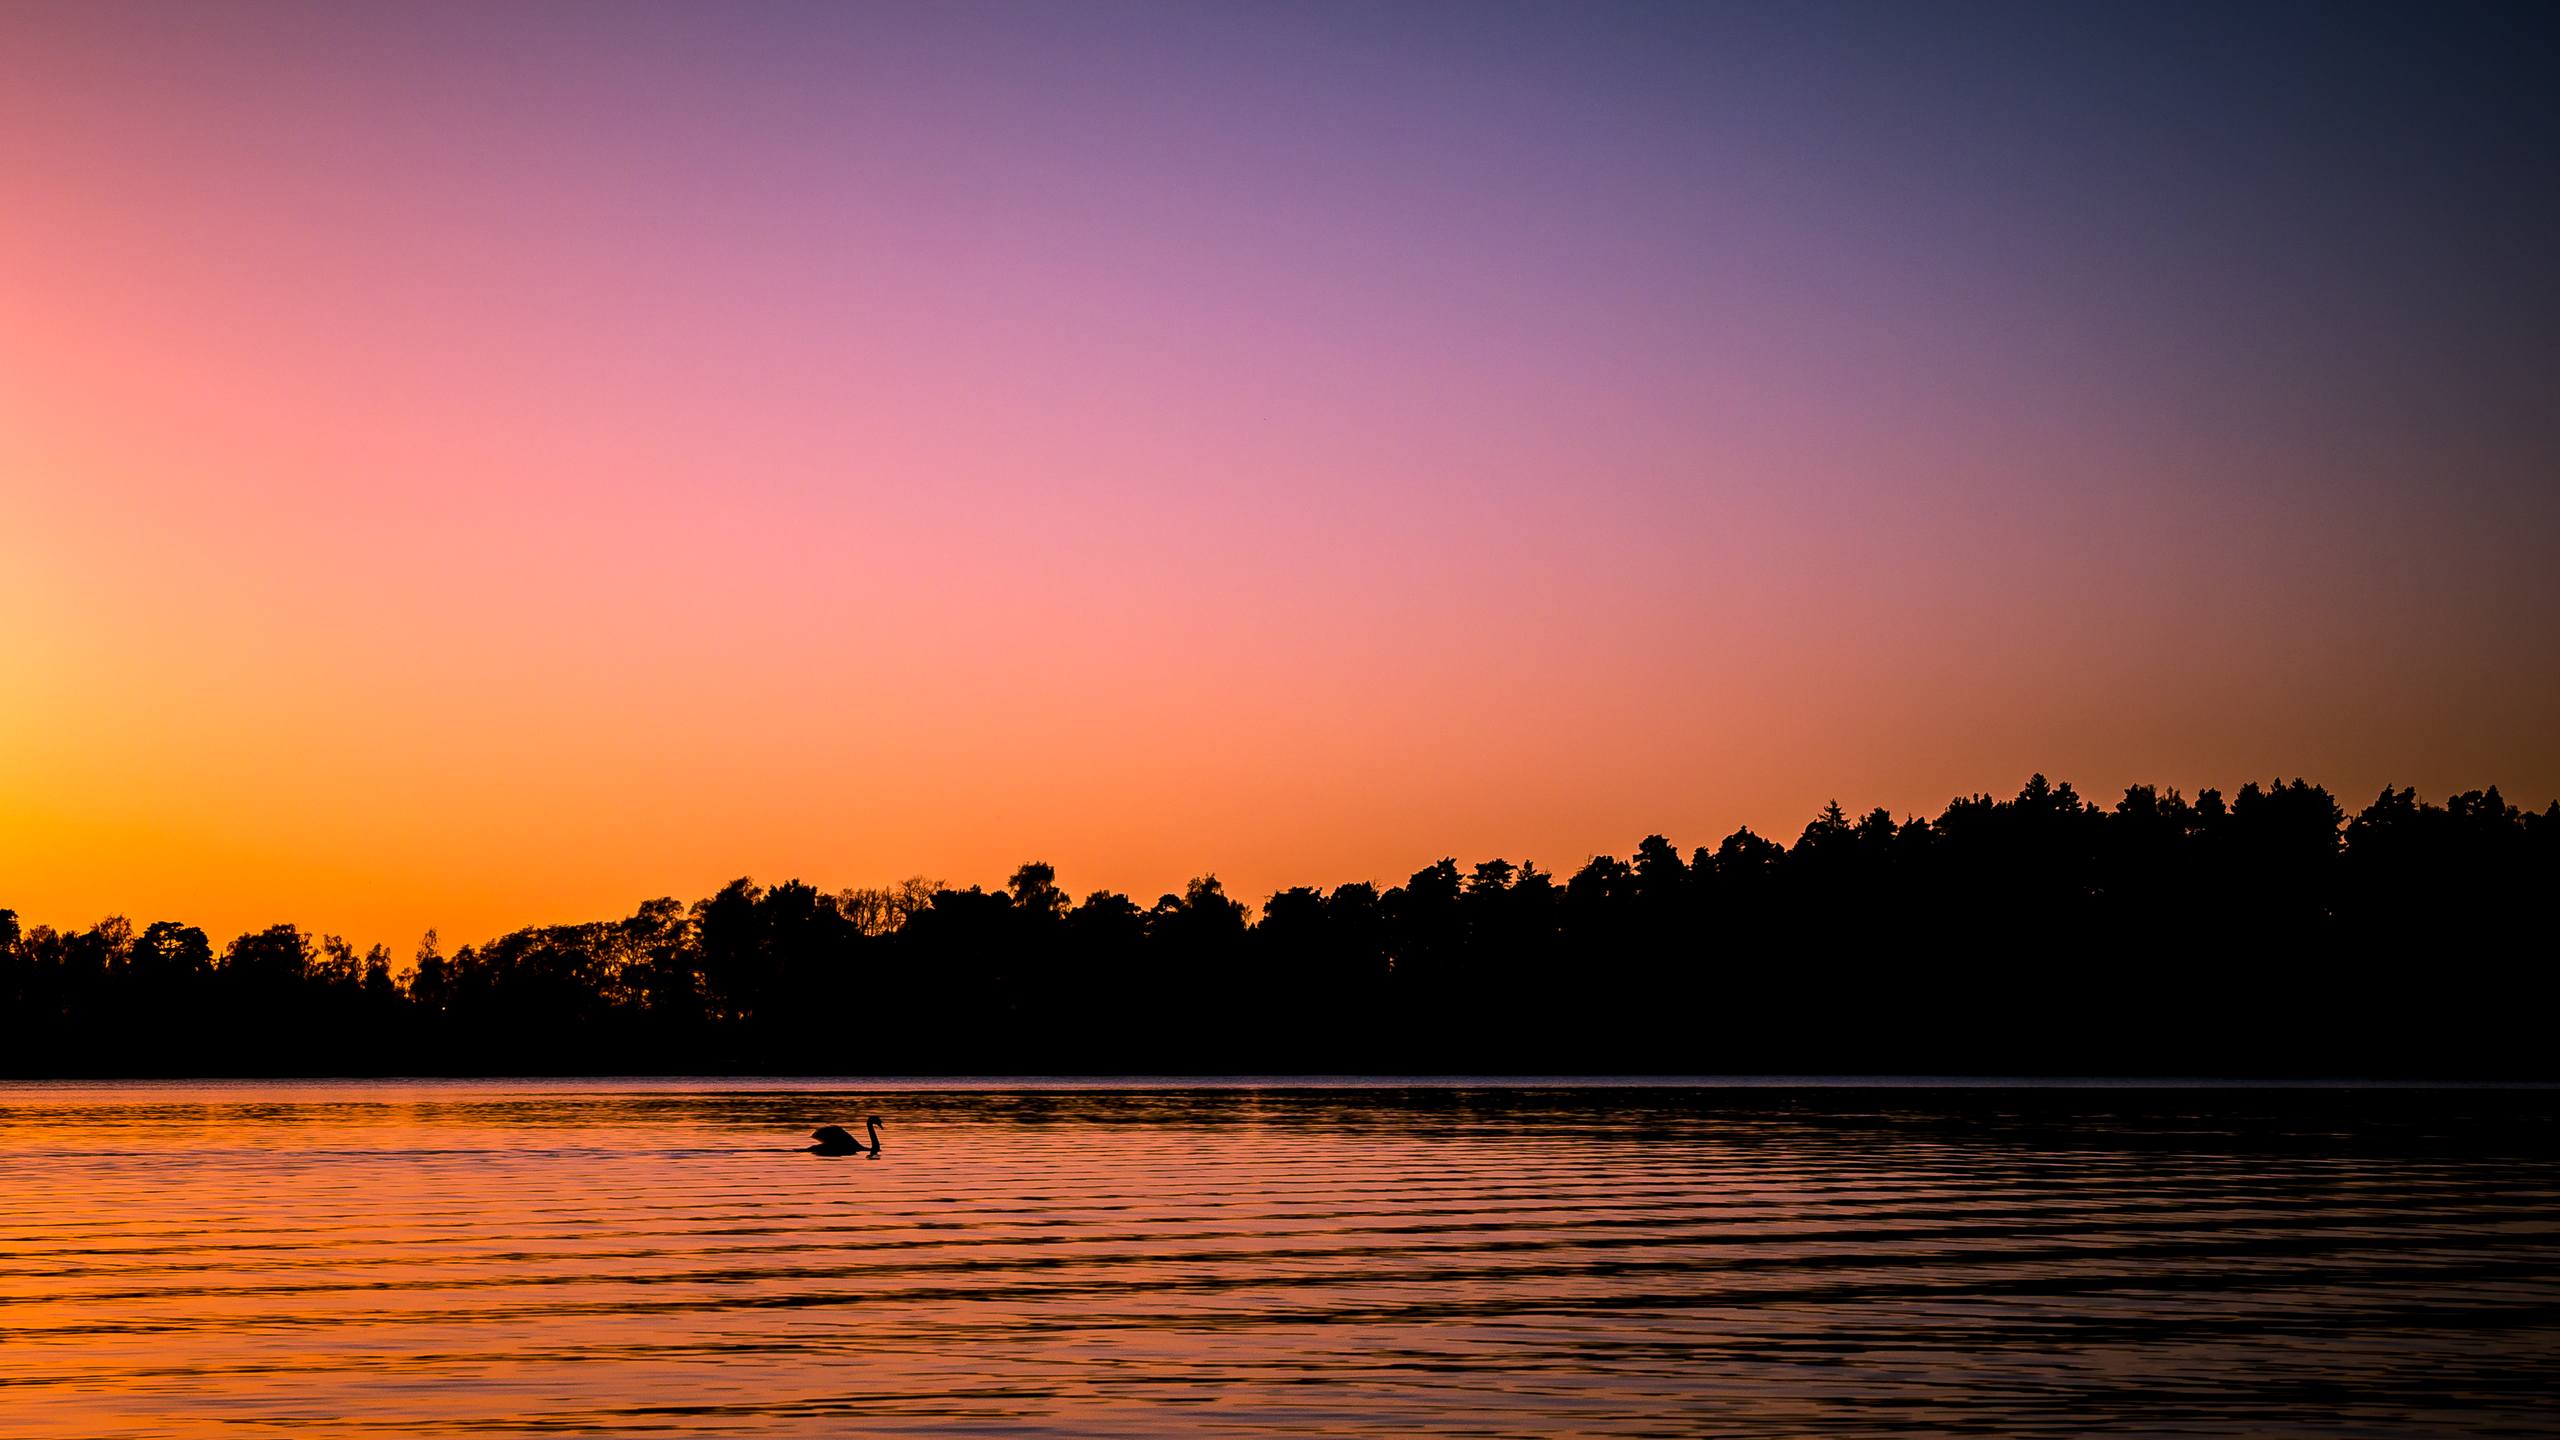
[5,3,2554,951]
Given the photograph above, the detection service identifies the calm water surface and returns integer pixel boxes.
[2,1080,2556,1438]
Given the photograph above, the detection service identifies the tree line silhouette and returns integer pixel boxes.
[4,776,2552,1077]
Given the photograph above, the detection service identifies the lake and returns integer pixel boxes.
[2,1080,2555,1437]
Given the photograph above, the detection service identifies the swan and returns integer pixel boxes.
[807,1117,883,1156]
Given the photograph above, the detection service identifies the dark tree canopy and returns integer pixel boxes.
[3,776,2553,1077]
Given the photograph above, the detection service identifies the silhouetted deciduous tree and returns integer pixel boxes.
[4,775,2553,1076]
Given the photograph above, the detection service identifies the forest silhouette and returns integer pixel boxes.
[5,776,2553,1077]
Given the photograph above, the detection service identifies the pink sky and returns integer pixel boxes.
[5,2,2554,947]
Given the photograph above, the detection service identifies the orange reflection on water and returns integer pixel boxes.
[3,1081,2557,1438]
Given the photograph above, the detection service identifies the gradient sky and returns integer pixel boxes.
[5,0,2556,949]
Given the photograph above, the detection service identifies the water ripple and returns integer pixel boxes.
[0,1081,2553,1438]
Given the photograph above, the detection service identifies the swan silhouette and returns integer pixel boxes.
[807,1117,883,1157]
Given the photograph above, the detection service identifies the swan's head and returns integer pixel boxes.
[865,1115,884,1127]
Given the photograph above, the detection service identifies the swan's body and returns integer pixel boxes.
[806,1117,883,1156]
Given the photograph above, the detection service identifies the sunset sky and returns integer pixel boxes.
[5,1,2555,950]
